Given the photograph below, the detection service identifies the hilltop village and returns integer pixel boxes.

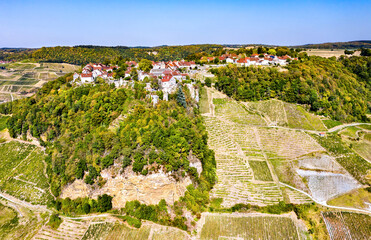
[72,53,296,105]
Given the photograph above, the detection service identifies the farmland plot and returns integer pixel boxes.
[213,98,266,126]
[81,222,115,240]
[258,128,325,160]
[0,62,79,102]
[205,116,283,207]
[32,218,90,240]
[200,214,301,240]
[322,211,371,240]
[82,221,190,240]
[0,141,52,205]
[243,99,326,131]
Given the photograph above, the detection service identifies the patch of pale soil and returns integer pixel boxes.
[298,154,344,173]
[33,80,46,88]
[61,168,192,208]
[296,169,362,203]
[0,129,44,149]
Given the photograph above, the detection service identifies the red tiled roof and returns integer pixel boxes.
[81,73,92,77]
[161,75,172,82]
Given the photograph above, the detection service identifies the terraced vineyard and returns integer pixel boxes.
[33,218,90,240]
[202,88,323,207]
[82,221,190,240]
[322,212,371,240]
[0,141,52,205]
[199,214,302,240]
[243,99,326,131]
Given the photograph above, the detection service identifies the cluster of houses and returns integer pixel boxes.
[73,60,195,93]
[73,63,115,83]
[205,53,296,66]
[72,53,295,105]
[72,60,199,105]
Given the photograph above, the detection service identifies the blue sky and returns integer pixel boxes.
[1,0,371,48]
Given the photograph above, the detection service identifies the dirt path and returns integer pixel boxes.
[328,123,371,133]
[1,129,44,149]
[0,191,50,213]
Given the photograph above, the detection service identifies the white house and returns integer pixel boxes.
[161,75,177,93]
[153,62,166,69]
[73,73,80,81]
[226,58,236,64]
[80,73,94,83]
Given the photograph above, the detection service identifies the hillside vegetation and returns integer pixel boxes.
[0,74,216,200]
[295,40,371,49]
[1,45,223,65]
[212,56,370,122]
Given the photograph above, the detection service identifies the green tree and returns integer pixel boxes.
[204,78,212,87]
[97,194,113,212]
[138,59,153,72]
[268,49,276,56]
[177,85,187,108]
[131,68,138,81]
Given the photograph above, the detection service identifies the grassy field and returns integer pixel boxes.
[339,126,360,139]
[304,49,359,58]
[249,160,273,181]
[328,188,371,210]
[200,214,301,240]
[338,126,371,162]
[322,119,342,129]
[322,212,371,240]
[0,141,53,205]
[358,124,371,131]
[284,103,326,131]
[7,63,36,70]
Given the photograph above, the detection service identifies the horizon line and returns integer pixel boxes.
[1,40,370,49]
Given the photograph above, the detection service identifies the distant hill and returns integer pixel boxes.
[293,41,371,49]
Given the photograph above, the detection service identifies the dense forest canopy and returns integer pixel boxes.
[293,40,371,49]
[0,45,224,65]
[0,74,216,197]
[212,56,370,122]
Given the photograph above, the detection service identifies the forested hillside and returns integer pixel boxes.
[295,40,371,49]
[1,45,223,64]
[212,56,370,122]
[0,74,216,197]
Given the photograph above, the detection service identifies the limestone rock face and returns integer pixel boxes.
[61,168,192,208]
